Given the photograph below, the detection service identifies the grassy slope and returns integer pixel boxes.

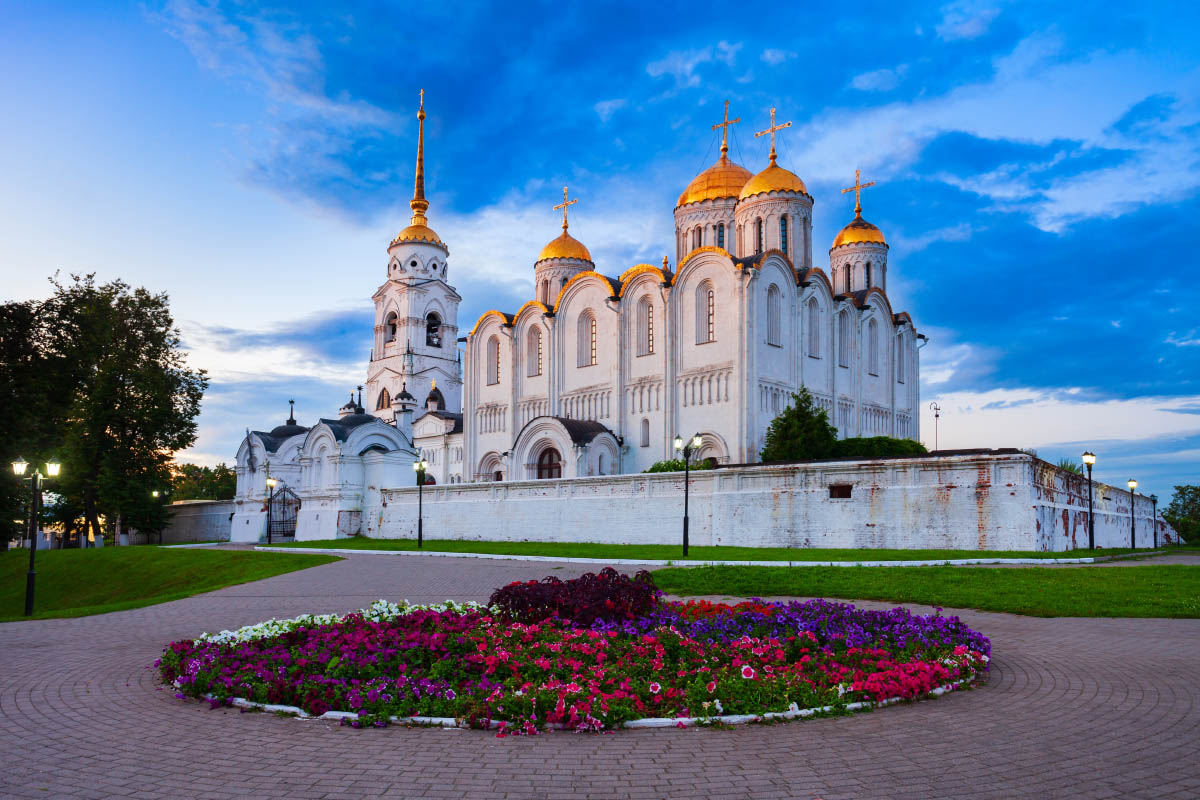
[0,547,339,622]
[261,538,1152,561]
[653,565,1200,618]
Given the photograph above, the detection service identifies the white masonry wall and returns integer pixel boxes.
[160,500,235,544]
[356,451,1176,552]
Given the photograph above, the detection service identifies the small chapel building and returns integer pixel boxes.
[231,95,923,539]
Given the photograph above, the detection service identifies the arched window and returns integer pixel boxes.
[486,335,500,385]
[896,336,906,383]
[537,448,562,479]
[541,279,550,304]
[755,218,764,253]
[640,418,650,447]
[425,313,441,347]
[807,298,821,358]
[844,266,852,294]
[636,296,654,356]
[693,227,701,249]
[867,318,879,375]
[865,262,872,288]
[696,281,715,343]
[527,327,542,377]
[767,284,781,346]
[376,388,391,410]
[384,312,398,343]
[578,311,597,367]
[717,223,725,250]
[598,453,606,475]
[837,311,851,367]
[780,216,789,256]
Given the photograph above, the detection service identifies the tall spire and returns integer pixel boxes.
[410,89,429,227]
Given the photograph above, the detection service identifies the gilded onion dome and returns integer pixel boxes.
[390,90,446,250]
[739,162,808,200]
[538,230,593,263]
[740,107,806,200]
[832,212,887,248]
[833,169,887,249]
[677,154,754,207]
[537,186,593,263]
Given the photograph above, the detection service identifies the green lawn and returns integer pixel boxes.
[262,537,1153,562]
[652,564,1200,618]
[0,547,340,622]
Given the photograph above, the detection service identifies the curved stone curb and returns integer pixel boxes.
[252,545,1166,568]
[179,676,979,731]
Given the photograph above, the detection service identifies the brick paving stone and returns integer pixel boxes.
[0,552,1196,799]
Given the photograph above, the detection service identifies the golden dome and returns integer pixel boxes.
[832,212,887,249]
[390,222,444,248]
[739,163,808,200]
[677,155,753,207]
[538,230,593,263]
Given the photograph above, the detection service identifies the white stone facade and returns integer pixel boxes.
[227,98,943,543]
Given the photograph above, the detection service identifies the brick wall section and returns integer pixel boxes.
[351,451,1175,552]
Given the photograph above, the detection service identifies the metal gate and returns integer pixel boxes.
[266,487,301,543]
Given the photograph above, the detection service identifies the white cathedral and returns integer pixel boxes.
[231,96,922,541]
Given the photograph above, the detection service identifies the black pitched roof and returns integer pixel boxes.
[555,417,611,445]
[318,413,381,442]
[416,410,464,434]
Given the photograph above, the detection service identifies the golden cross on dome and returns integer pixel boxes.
[711,100,740,158]
[553,186,578,232]
[841,169,876,215]
[754,107,792,165]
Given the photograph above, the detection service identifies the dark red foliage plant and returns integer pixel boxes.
[488,568,661,625]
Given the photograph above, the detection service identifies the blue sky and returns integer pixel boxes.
[2,0,1198,500]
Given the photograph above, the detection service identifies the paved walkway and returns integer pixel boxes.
[1,554,1197,800]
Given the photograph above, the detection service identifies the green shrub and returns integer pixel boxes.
[833,437,928,459]
[645,458,715,473]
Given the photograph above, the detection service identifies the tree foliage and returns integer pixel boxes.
[760,389,839,463]
[759,389,926,463]
[171,463,237,501]
[1164,485,1200,543]
[1056,458,1084,475]
[0,274,207,545]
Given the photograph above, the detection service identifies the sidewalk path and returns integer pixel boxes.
[1,553,1196,799]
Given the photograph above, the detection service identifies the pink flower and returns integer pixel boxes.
[706,680,717,693]
[740,665,756,680]
[648,682,661,695]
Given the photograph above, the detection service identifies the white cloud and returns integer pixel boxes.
[646,40,743,90]
[594,98,627,122]
[647,46,712,89]
[850,65,908,92]
[935,1,1002,41]
[1167,330,1200,347]
[921,387,1200,453]
[715,40,743,66]
[789,37,1200,233]
[761,49,796,66]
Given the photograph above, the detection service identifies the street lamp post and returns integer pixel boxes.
[1082,451,1096,550]
[929,402,941,451]
[413,455,429,549]
[12,457,61,617]
[1150,494,1158,550]
[265,475,278,544]
[673,433,703,558]
[1127,479,1138,549]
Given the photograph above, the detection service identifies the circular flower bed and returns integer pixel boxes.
[158,572,990,733]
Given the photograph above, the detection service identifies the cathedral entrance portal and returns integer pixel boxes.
[266,487,301,543]
[537,448,562,479]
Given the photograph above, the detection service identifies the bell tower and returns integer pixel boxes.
[366,90,463,425]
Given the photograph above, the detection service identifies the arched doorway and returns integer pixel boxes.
[537,448,562,479]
